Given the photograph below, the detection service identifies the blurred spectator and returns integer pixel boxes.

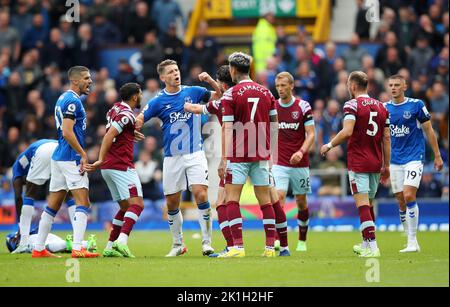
[342,33,367,72]
[0,11,21,63]
[22,12,48,51]
[151,0,185,37]
[408,35,434,78]
[91,12,121,46]
[414,14,443,51]
[16,49,44,91]
[40,28,71,70]
[185,65,203,87]
[141,30,164,81]
[20,114,41,141]
[375,31,407,68]
[114,59,137,90]
[187,37,217,78]
[320,99,343,145]
[397,6,418,51]
[135,149,163,201]
[355,0,371,39]
[318,148,345,196]
[73,23,98,70]
[142,78,160,106]
[125,1,157,44]
[417,170,443,198]
[191,21,219,76]
[429,81,449,120]
[58,14,76,49]
[294,62,317,102]
[10,0,33,38]
[161,23,184,65]
[252,12,276,73]
[42,74,63,112]
[380,47,404,77]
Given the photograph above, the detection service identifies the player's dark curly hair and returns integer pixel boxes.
[228,52,252,74]
[216,65,235,88]
[119,82,141,101]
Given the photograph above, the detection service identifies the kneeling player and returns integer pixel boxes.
[88,83,145,258]
[12,139,76,253]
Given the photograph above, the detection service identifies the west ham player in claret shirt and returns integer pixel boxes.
[321,71,391,258]
[88,83,145,258]
[273,72,315,254]
[220,52,279,258]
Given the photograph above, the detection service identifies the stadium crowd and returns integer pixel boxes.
[0,0,448,202]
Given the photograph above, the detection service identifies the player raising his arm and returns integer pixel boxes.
[321,71,390,258]
[32,66,99,258]
[11,139,76,253]
[386,75,444,253]
[184,65,237,257]
[273,72,315,253]
[220,52,279,258]
[87,83,145,258]
[136,60,222,257]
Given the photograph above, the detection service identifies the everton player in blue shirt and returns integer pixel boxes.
[32,66,99,258]
[386,74,443,253]
[136,60,222,257]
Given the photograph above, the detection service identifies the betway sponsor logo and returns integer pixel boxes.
[390,124,410,137]
[279,122,300,130]
[169,111,192,124]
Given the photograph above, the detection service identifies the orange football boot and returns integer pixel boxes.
[71,247,100,258]
[32,249,61,258]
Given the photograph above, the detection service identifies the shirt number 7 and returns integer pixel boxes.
[248,98,260,123]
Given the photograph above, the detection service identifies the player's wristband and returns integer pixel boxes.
[326,142,333,149]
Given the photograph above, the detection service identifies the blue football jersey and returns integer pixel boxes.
[52,90,87,162]
[142,86,210,156]
[386,97,431,165]
[12,139,57,180]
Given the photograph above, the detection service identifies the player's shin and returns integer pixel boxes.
[167,208,184,245]
[34,206,57,251]
[66,198,76,228]
[399,210,408,233]
[217,204,234,247]
[358,205,377,251]
[260,203,276,248]
[72,206,90,251]
[273,201,288,249]
[107,210,125,249]
[197,201,212,243]
[18,197,35,246]
[227,201,244,247]
[406,201,419,243]
[118,204,143,244]
[298,208,309,242]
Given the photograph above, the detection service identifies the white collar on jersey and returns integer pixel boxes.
[68,89,80,99]
[278,97,295,108]
[163,87,182,95]
[120,101,132,110]
[390,98,409,106]
[238,79,253,84]
[356,94,370,98]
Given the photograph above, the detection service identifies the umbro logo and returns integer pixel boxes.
[165,105,172,109]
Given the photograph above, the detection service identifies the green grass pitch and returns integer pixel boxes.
[0,230,448,287]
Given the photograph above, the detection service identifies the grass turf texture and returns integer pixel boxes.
[0,231,448,286]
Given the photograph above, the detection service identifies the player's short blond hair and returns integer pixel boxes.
[157,59,177,75]
[388,74,407,84]
[348,71,368,90]
[275,72,294,84]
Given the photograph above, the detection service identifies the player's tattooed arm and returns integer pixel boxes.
[320,118,355,156]
[62,118,88,173]
[199,72,222,100]
[218,123,226,180]
[422,121,444,171]
[184,103,204,114]
[86,126,120,172]
[381,126,391,184]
